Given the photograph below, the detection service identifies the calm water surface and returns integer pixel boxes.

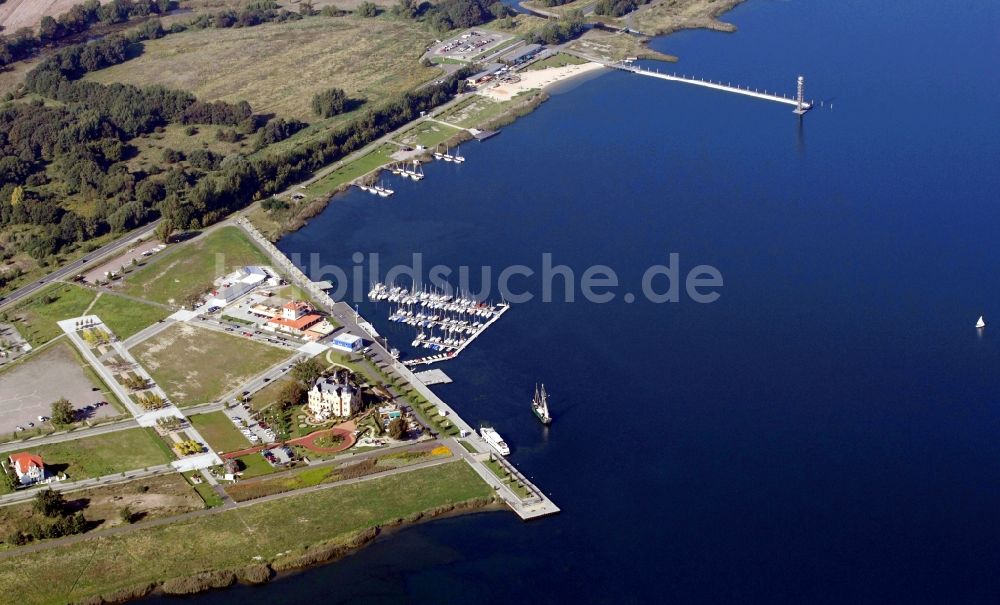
[152,0,1000,602]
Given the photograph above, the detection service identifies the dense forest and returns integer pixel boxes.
[393,0,510,30]
[593,0,653,18]
[529,11,586,44]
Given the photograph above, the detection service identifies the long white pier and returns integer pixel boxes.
[613,63,813,114]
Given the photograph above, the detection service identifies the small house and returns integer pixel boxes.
[8,452,45,486]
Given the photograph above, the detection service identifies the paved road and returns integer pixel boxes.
[0,220,161,311]
[1,417,140,449]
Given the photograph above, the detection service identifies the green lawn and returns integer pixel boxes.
[87,293,170,340]
[130,323,291,407]
[6,283,169,346]
[302,143,398,198]
[0,462,492,605]
[6,283,95,347]
[394,121,463,149]
[484,457,533,499]
[235,453,278,479]
[188,412,250,454]
[0,428,173,484]
[184,472,225,508]
[121,226,272,306]
[524,52,588,71]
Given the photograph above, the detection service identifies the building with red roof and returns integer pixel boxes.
[8,452,45,485]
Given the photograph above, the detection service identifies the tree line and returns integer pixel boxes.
[593,0,652,18]
[392,0,511,31]
[0,0,173,71]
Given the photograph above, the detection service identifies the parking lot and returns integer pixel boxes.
[0,343,118,435]
[226,401,277,445]
[82,239,165,284]
[430,29,514,62]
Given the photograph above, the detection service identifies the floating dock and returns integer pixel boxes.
[414,368,453,385]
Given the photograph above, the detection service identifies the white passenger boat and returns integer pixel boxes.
[480,426,510,456]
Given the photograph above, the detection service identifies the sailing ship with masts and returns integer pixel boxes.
[532,384,552,425]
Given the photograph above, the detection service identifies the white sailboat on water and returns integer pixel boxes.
[453,145,465,163]
[976,315,986,329]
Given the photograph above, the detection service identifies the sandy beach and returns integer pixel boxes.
[478,62,607,102]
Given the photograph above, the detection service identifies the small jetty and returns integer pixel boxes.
[367,282,510,367]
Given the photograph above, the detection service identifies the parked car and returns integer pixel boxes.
[38,416,49,422]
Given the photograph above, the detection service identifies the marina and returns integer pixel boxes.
[367,281,511,366]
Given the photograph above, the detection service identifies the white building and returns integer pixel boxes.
[8,452,45,485]
[207,266,272,307]
[307,373,361,420]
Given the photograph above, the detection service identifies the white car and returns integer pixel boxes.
[38,416,49,422]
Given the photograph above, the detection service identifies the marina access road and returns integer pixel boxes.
[0,220,161,312]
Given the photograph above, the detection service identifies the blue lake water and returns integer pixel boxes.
[154,0,1000,602]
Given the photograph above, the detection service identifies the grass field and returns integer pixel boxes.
[394,121,463,149]
[131,323,291,407]
[525,52,588,71]
[188,411,250,454]
[0,462,491,604]
[305,143,398,197]
[6,283,94,346]
[0,428,172,486]
[121,226,271,306]
[86,292,171,339]
[6,283,168,346]
[250,375,295,411]
[85,15,440,121]
[0,473,202,550]
[235,453,277,478]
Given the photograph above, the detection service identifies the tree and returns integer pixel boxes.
[51,397,75,426]
[33,489,67,518]
[356,2,378,17]
[0,467,17,492]
[38,15,62,42]
[155,219,175,244]
[311,87,349,118]
[276,381,306,410]
[291,358,323,385]
[10,185,23,206]
[388,416,406,440]
[299,0,314,15]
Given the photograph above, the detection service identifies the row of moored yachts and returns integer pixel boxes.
[355,146,467,197]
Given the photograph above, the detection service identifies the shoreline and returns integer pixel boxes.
[0,462,499,604]
[249,61,608,243]
[250,1,751,244]
[94,499,505,605]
